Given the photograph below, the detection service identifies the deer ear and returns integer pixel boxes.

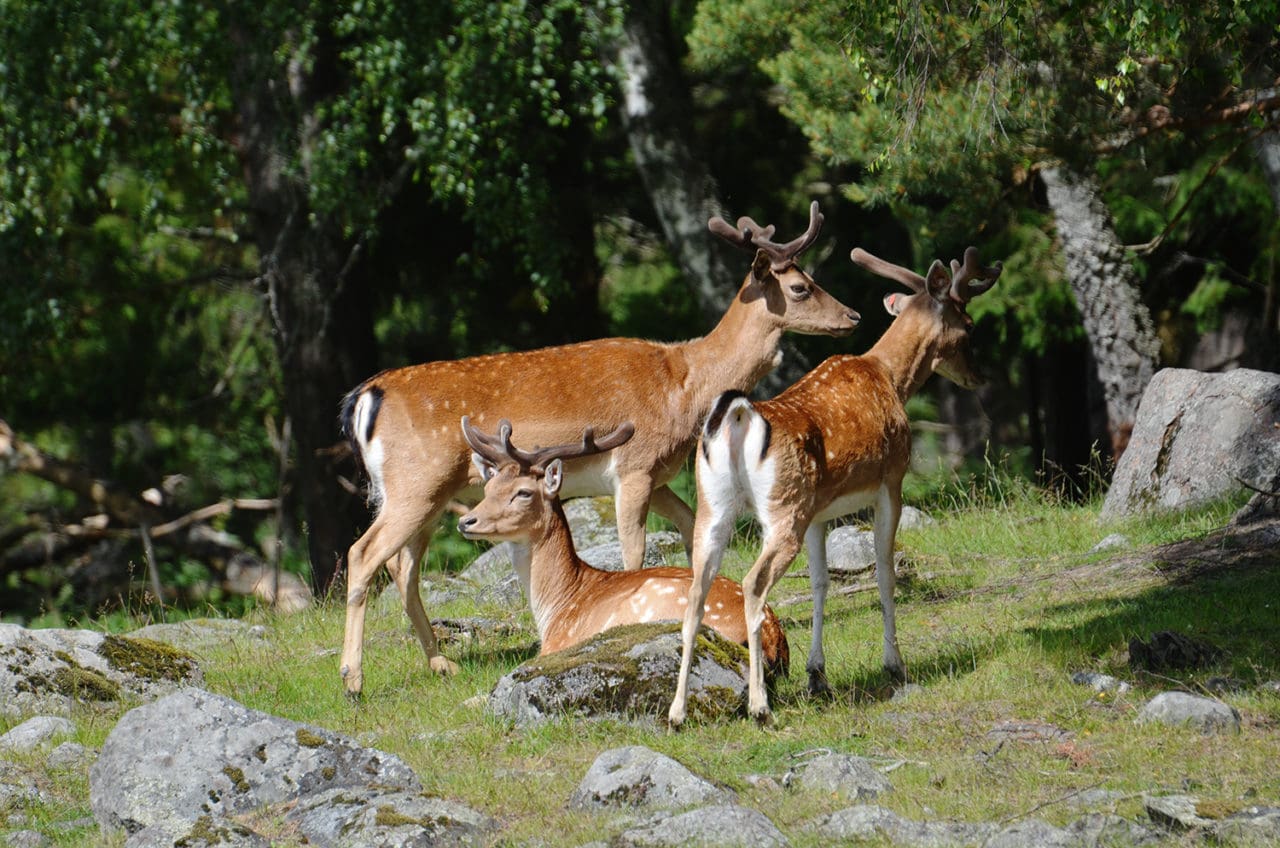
[751,249,772,282]
[883,293,907,316]
[543,459,564,496]
[472,453,496,482]
[925,260,950,300]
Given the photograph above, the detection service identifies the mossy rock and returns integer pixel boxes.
[487,623,750,727]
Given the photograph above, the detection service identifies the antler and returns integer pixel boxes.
[460,417,635,473]
[849,247,927,293]
[709,201,824,271]
[947,247,1002,304]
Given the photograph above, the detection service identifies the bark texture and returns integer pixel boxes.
[1041,166,1160,458]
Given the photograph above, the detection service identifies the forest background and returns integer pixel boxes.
[1,0,1277,624]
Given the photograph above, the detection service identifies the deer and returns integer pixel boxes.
[456,417,789,677]
[667,246,1003,727]
[337,201,859,696]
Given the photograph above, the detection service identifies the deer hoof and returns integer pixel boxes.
[806,668,832,698]
[429,656,461,676]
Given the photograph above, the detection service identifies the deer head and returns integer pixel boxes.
[457,417,635,543]
[851,245,1002,389]
[712,201,859,337]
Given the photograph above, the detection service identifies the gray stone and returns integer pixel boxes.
[794,753,892,801]
[1137,691,1241,734]
[1089,533,1130,553]
[89,688,420,836]
[45,741,92,771]
[1144,794,1213,829]
[1062,813,1163,845]
[1128,630,1222,672]
[487,624,748,727]
[563,497,623,550]
[569,745,732,811]
[128,618,266,654]
[578,530,685,572]
[2,831,50,848]
[0,762,43,811]
[0,716,75,753]
[891,683,926,701]
[1070,671,1132,694]
[614,804,789,848]
[123,816,269,848]
[898,506,937,531]
[1212,806,1280,845]
[0,624,202,719]
[985,819,1076,847]
[1101,367,1280,520]
[811,804,995,846]
[286,786,497,847]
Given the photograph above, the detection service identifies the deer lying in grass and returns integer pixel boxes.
[668,246,1003,726]
[457,417,789,677]
[338,202,855,696]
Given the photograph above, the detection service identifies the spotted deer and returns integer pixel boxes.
[457,417,789,675]
[338,202,856,696]
[668,246,1003,726]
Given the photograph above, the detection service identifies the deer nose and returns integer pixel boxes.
[458,515,478,534]
[847,309,861,326]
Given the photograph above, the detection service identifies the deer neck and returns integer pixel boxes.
[526,501,590,642]
[683,277,784,394]
[865,313,938,403]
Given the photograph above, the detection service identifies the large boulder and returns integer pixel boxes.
[487,624,751,727]
[1101,368,1280,520]
[568,745,733,811]
[0,624,202,719]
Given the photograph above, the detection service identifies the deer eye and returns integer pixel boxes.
[789,284,811,300]
[514,489,534,500]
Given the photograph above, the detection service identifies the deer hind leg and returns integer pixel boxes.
[650,484,695,564]
[803,521,832,696]
[668,497,736,729]
[387,526,459,677]
[614,473,655,572]
[875,481,905,681]
[743,527,804,723]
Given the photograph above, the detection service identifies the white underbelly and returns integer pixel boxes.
[814,488,878,524]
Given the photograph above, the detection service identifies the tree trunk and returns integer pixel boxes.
[227,23,375,596]
[1041,166,1160,459]
[604,1,807,392]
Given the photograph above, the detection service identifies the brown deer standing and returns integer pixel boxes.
[456,417,789,676]
[338,202,857,696]
[668,246,1002,726]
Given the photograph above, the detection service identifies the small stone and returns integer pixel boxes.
[1070,671,1132,694]
[1145,794,1213,830]
[794,753,892,801]
[1090,533,1130,552]
[2,830,51,848]
[0,717,75,753]
[1137,691,1241,735]
[45,741,92,771]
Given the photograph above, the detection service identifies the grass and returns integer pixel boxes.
[4,480,1279,847]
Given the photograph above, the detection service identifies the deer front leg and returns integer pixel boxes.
[614,474,655,571]
[667,500,735,729]
[875,482,905,681]
[649,484,695,564]
[803,522,831,696]
[341,517,412,698]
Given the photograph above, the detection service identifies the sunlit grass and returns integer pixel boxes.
[8,475,1278,846]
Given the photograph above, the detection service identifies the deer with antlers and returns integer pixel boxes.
[456,417,789,675]
[338,202,857,696]
[668,246,1003,726]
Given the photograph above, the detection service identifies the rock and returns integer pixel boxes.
[563,497,623,550]
[985,720,1071,744]
[825,526,905,574]
[122,816,270,848]
[0,762,43,811]
[2,831,50,848]
[45,741,92,771]
[1144,794,1213,829]
[1089,533,1129,553]
[0,716,75,753]
[127,618,267,654]
[811,804,996,845]
[1128,630,1222,672]
[89,688,420,836]
[1063,813,1162,845]
[1070,671,1132,694]
[613,804,789,848]
[487,624,749,727]
[1204,676,1247,694]
[1137,691,1241,734]
[0,624,201,719]
[985,818,1076,847]
[891,683,925,702]
[578,531,685,572]
[1212,806,1280,845]
[286,786,497,847]
[1100,367,1280,520]
[793,753,892,801]
[898,506,937,531]
[569,746,732,811]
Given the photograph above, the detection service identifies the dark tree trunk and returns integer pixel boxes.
[1041,166,1160,459]
[604,1,808,392]
[227,23,375,596]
